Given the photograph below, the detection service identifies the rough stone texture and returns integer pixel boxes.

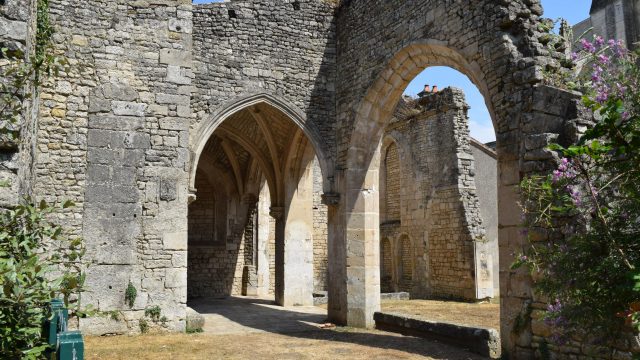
[378,89,496,301]
[33,0,195,332]
[12,0,633,357]
[190,0,336,172]
[0,0,36,208]
[185,307,205,333]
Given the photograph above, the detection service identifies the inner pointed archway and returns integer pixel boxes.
[188,100,331,310]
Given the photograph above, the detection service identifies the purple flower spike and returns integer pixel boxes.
[581,39,596,53]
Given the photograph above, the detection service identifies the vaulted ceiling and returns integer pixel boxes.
[197,102,307,205]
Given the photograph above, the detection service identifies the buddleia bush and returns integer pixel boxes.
[515,37,640,344]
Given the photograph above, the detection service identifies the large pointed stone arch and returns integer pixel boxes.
[190,92,333,195]
[331,2,581,357]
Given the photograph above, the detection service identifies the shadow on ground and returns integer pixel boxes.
[189,296,485,359]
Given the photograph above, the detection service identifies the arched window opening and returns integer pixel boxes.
[384,143,401,222]
[380,238,393,293]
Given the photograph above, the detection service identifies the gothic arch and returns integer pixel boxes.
[190,93,333,195]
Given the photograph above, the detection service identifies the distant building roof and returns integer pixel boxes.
[590,0,612,14]
[470,138,497,159]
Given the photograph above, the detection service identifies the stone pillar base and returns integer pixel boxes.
[242,265,258,296]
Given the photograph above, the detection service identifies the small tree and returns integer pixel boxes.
[515,37,640,344]
[0,200,87,359]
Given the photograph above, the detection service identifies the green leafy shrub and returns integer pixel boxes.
[125,281,137,308]
[144,306,162,322]
[0,199,87,359]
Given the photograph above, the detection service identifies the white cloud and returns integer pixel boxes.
[469,118,496,144]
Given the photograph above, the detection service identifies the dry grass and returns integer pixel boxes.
[317,299,500,330]
[381,299,500,330]
[85,328,484,360]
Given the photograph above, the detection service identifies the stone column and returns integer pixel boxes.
[344,167,381,328]
[329,151,381,328]
[270,206,286,305]
[280,160,315,307]
[242,194,258,296]
[324,192,347,324]
[256,184,271,297]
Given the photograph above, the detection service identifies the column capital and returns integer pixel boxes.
[321,192,341,206]
[269,206,285,220]
[187,191,197,205]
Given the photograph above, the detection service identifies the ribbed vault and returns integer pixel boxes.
[196,102,311,206]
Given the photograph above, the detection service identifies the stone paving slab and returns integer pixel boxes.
[189,296,327,335]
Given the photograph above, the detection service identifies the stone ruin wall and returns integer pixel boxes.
[380,88,496,301]
[470,139,500,298]
[186,0,336,302]
[0,0,37,208]
[32,0,195,334]
[8,0,637,356]
[190,0,337,160]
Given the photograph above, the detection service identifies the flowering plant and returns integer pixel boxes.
[515,37,640,343]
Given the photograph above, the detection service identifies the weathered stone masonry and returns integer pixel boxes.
[0,0,37,208]
[379,88,498,301]
[14,0,634,357]
[34,0,194,332]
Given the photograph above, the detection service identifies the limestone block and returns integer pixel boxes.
[0,17,26,41]
[159,48,192,67]
[159,117,188,131]
[101,83,138,102]
[186,307,204,333]
[160,178,177,201]
[172,251,187,267]
[156,93,190,106]
[71,35,88,46]
[89,115,145,131]
[149,104,169,116]
[112,101,148,116]
[79,317,128,336]
[165,268,187,288]
[85,265,133,311]
[166,65,192,85]
[0,169,18,208]
[163,232,187,250]
[142,277,164,292]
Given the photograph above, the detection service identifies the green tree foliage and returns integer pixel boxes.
[0,200,87,359]
[0,1,82,358]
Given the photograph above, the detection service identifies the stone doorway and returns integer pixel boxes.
[187,100,330,308]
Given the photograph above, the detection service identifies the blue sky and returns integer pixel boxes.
[403,0,592,142]
[192,0,592,142]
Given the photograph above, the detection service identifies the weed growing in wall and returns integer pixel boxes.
[125,281,137,308]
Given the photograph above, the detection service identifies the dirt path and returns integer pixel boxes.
[85,329,486,360]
